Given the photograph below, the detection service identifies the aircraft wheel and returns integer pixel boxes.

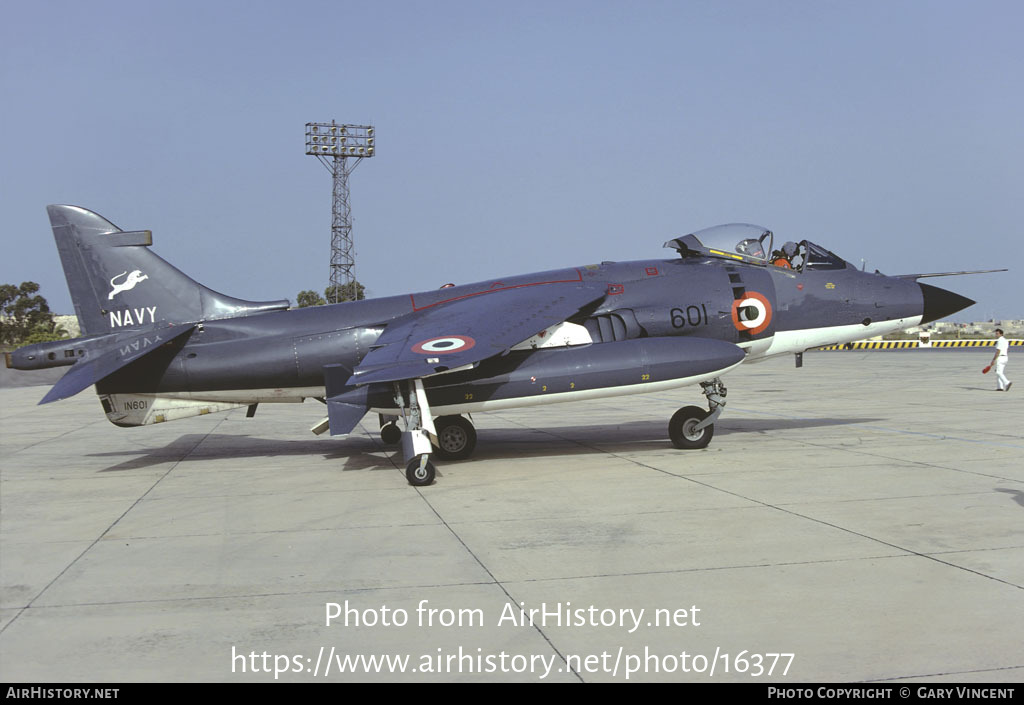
[380,422,401,445]
[669,405,714,449]
[433,415,477,460]
[406,455,436,486]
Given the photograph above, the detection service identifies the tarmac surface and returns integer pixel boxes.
[1,350,1021,682]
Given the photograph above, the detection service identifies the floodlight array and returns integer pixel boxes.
[305,122,375,157]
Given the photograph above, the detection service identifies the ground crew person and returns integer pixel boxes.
[989,328,1012,391]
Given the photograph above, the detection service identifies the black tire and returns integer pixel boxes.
[406,455,436,486]
[668,405,714,449]
[433,415,477,460]
[380,423,401,445]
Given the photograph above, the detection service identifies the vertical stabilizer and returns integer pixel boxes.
[47,205,289,335]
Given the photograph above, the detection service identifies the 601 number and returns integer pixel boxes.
[671,304,709,328]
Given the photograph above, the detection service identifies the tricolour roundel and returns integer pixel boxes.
[411,335,476,354]
[730,291,773,335]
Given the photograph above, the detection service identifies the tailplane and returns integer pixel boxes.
[48,205,289,335]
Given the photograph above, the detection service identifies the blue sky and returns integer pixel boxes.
[2,0,1020,321]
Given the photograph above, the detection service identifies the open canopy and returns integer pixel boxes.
[665,224,774,264]
[665,224,849,271]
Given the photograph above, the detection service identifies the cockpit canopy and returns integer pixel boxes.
[664,223,849,271]
[665,224,773,264]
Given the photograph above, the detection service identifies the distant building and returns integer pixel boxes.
[55,314,81,338]
[901,318,1023,339]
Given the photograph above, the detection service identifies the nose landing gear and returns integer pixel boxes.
[668,377,726,450]
[669,405,714,449]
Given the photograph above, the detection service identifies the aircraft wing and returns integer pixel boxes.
[39,323,196,404]
[348,283,607,385]
[892,269,1007,279]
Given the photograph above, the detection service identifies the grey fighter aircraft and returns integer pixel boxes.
[8,206,985,485]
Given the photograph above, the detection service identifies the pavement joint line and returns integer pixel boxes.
[405,448,584,682]
[724,405,1024,449]
[787,438,1024,484]
[7,487,1014,546]
[2,556,907,612]
[352,412,581,680]
[355,419,398,465]
[102,486,413,501]
[1,417,109,455]
[498,553,915,586]
[869,664,1024,683]
[16,548,1018,613]
[69,520,449,540]
[494,415,1024,593]
[672,472,1024,593]
[5,579,504,611]
[439,505,767,525]
[0,416,229,637]
[657,465,1024,592]
[767,489,1024,508]
[929,541,1024,553]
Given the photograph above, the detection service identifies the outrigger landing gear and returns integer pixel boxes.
[669,377,727,450]
[395,379,438,486]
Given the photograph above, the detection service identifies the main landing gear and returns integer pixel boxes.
[433,415,477,461]
[669,377,726,450]
[379,414,402,445]
[386,382,478,486]
[381,413,477,460]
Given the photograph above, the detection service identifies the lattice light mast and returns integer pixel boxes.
[305,121,375,303]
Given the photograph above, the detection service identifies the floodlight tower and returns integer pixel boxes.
[305,121,375,303]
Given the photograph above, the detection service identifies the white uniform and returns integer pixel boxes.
[994,336,1010,391]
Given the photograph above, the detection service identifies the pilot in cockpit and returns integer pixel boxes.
[771,241,798,268]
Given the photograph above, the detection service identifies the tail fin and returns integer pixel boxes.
[48,205,289,335]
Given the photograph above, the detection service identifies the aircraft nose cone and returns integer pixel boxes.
[919,282,975,324]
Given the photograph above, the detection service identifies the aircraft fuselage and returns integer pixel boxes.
[77,255,925,420]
